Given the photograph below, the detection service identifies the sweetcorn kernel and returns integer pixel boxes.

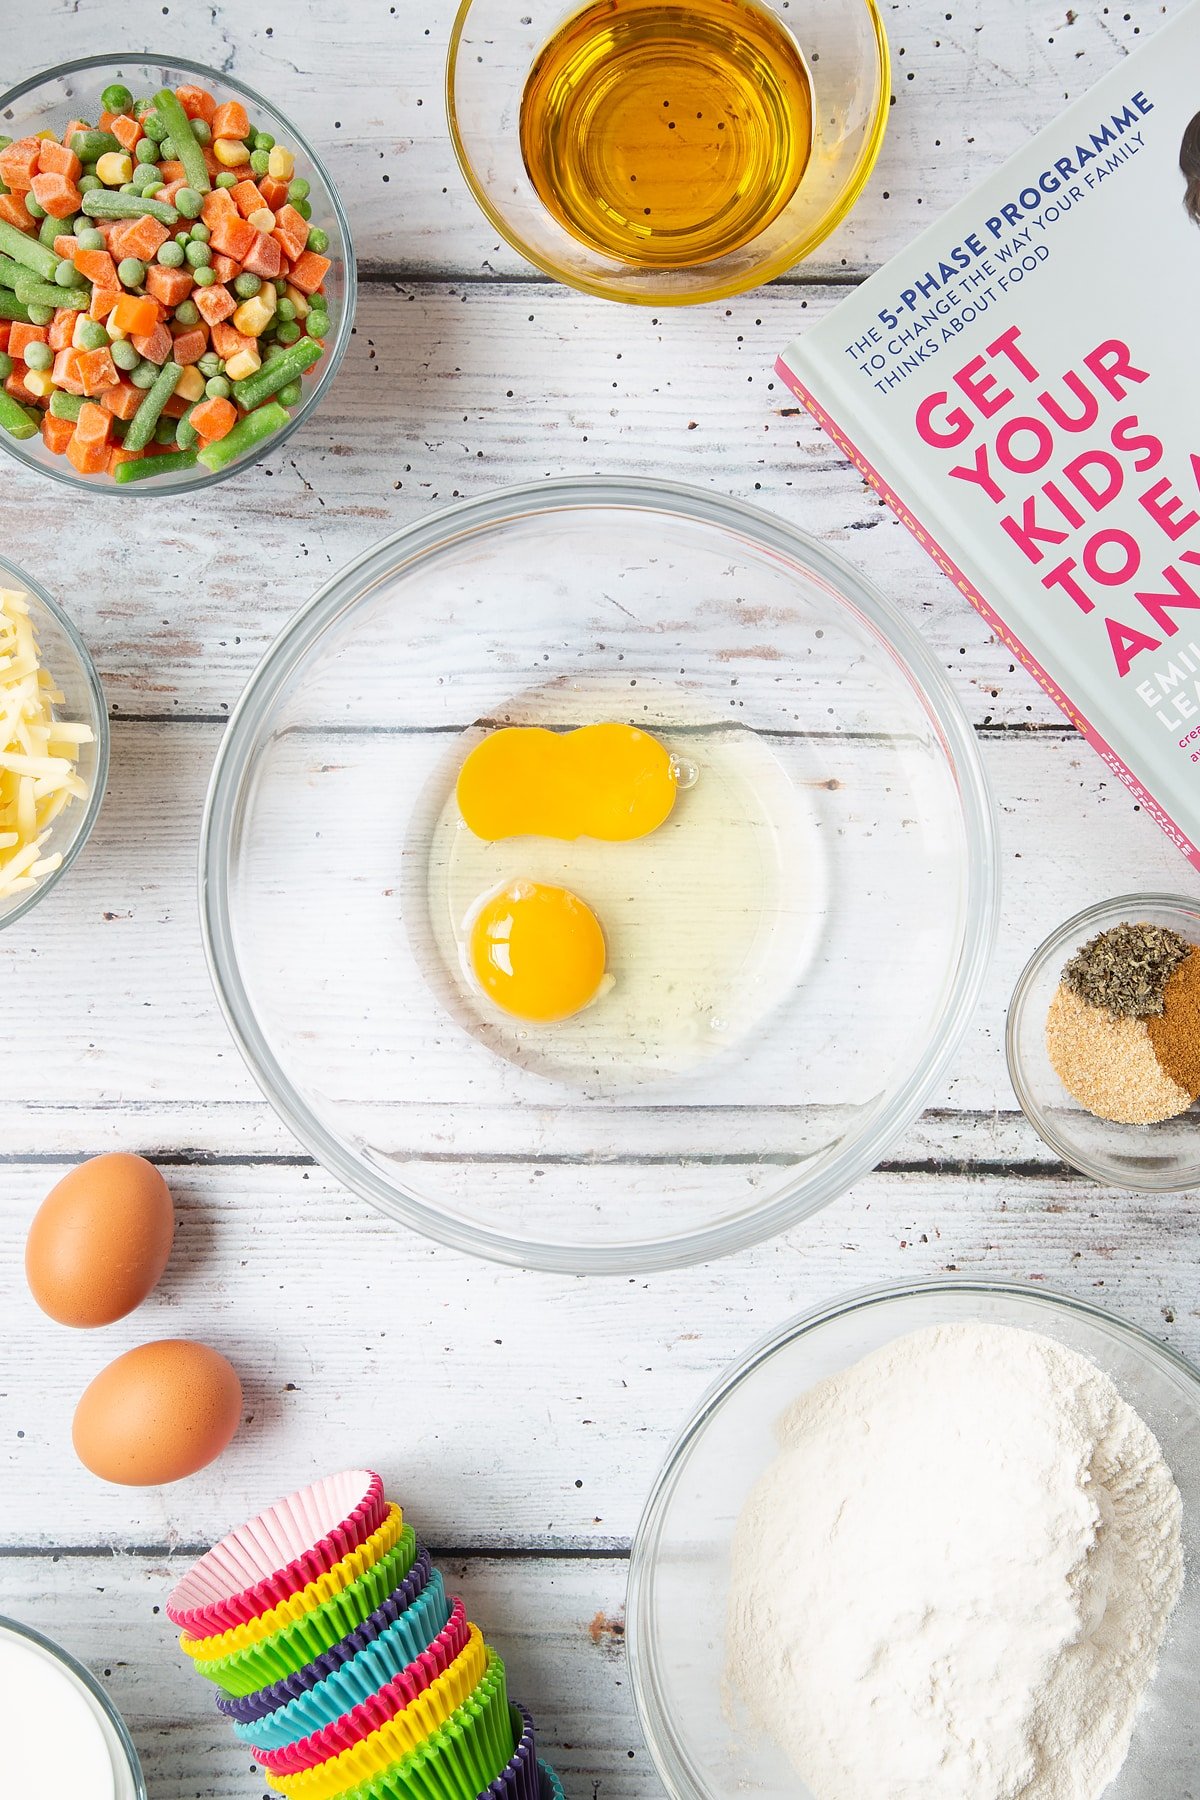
[173,365,206,401]
[23,369,54,398]
[232,293,276,338]
[247,208,275,234]
[266,146,295,181]
[213,137,248,168]
[283,282,310,318]
[223,346,261,381]
[95,151,133,186]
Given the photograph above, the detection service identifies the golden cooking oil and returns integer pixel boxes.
[519,0,814,269]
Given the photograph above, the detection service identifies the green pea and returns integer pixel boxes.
[175,187,203,220]
[77,320,110,351]
[174,230,191,247]
[120,182,138,194]
[111,337,139,370]
[275,297,296,322]
[77,173,102,194]
[0,351,11,380]
[190,221,210,242]
[275,320,301,345]
[307,312,329,340]
[276,379,303,406]
[306,226,329,254]
[157,240,185,267]
[141,111,168,142]
[173,299,200,326]
[215,171,237,189]
[117,257,146,288]
[184,240,210,268]
[233,272,261,299]
[130,358,159,388]
[0,136,12,153]
[135,136,159,165]
[159,136,177,161]
[193,266,216,287]
[287,178,310,203]
[133,98,154,119]
[190,118,212,146]
[25,303,53,326]
[204,375,230,399]
[101,83,133,114]
[131,162,160,190]
[263,342,289,361]
[54,259,84,288]
[24,341,52,372]
[24,193,46,220]
[295,199,312,222]
[155,413,178,445]
[75,227,106,252]
[249,149,270,177]
[197,351,222,377]
[253,131,275,151]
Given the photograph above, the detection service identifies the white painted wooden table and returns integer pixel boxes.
[1,2,1197,1795]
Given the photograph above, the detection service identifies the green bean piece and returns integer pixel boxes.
[23,341,52,373]
[117,257,146,288]
[80,191,179,225]
[143,183,164,199]
[157,240,186,268]
[38,214,62,250]
[0,388,39,439]
[0,254,25,289]
[196,400,289,472]
[229,338,320,412]
[151,90,212,195]
[111,337,140,371]
[101,83,134,114]
[113,447,199,482]
[49,389,86,420]
[70,129,122,163]
[191,119,212,146]
[12,271,88,311]
[123,359,182,451]
[176,406,199,450]
[0,351,11,380]
[154,413,178,446]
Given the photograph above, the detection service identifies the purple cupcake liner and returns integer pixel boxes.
[483,1706,539,1800]
[217,1548,435,1725]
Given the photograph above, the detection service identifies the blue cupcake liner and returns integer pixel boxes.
[218,1550,437,1726]
[538,1763,564,1800]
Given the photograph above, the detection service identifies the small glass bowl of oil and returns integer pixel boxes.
[446,0,890,305]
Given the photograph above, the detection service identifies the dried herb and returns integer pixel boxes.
[1061,922,1190,1019]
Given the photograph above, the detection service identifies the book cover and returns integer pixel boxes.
[777,0,1200,869]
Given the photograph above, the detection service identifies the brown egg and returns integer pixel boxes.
[73,1340,242,1486]
[25,1153,174,1327]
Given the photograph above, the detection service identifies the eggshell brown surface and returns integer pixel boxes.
[25,1152,174,1327]
[72,1339,242,1485]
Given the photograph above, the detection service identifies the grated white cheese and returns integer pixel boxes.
[0,587,95,903]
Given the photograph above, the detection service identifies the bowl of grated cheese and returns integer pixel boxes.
[0,558,108,930]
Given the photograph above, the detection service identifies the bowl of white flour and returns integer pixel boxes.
[627,1279,1200,1800]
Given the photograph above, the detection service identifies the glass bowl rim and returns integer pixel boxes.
[1006,890,1200,1192]
[444,0,891,306]
[199,474,999,1274]
[0,1613,148,1797]
[0,554,109,933]
[0,51,357,498]
[625,1272,1200,1800]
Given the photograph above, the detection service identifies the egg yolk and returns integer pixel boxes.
[468,880,607,1022]
[457,723,677,842]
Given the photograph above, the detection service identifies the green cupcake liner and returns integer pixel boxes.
[338,1651,513,1800]
[195,1528,418,1697]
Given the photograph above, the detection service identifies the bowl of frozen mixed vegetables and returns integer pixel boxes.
[0,56,355,491]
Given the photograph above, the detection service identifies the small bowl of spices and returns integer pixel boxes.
[1007,894,1200,1191]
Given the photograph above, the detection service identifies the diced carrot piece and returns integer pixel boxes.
[160,180,193,206]
[30,171,82,220]
[89,286,121,321]
[0,138,41,191]
[175,84,217,124]
[241,231,282,280]
[258,176,289,210]
[73,247,119,287]
[189,395,237,442]
[38,139,82,181]
[210,253,241,282]
[110,114,143,153]
[211,100,250,142]
[98,109,116,131]
[144,263,195,308]
[201,187,238,229]
[0,322,9,351]
[101,379,144,421]
[48,310,77,351]
[193,282,236,326]
[271,205,309,262]
[132,320,173,365]
[75,346,119,394]
[231,179,265,218]
[0,194,36,232]
[65,431,109,475]
[287,250,331,295]
[41,411,75,455]
[211,322,255,360]
[209,213,257,262]
[109,215,170,263]
[161,393,189,418]
[9,322,49,360]
[157,161,187,185]
[170,326,208,365]
[5,371,35,404]
[107,444,143,475]
[51,347,84,393]
[74,400,112,445]
[53,234,78,259]
[111,294,161,337]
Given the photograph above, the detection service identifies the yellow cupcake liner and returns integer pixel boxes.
[189,1529,418,1697]
[266,1626,490,1800]
[182,1506,405,1661]
[336,1653,512,1800]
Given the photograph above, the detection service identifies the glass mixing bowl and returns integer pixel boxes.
[446,0,889,305]
[0,555,108,931]
[0,55,354,495]
[200,478,997,1272]
[0,1615,147,1800]
[1007,893,1200,1192]
[628,1278,1200,1800]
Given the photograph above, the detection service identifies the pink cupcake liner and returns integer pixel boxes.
[168,1470,387,1635]
[251,1599,471,1774]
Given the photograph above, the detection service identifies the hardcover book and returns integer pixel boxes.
[778,0,1200,868]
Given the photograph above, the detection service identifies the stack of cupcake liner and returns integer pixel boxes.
[167,1470,563,1800]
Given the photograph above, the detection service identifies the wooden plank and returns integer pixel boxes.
[0,1553,640,1800]
[1,0,1184,280]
